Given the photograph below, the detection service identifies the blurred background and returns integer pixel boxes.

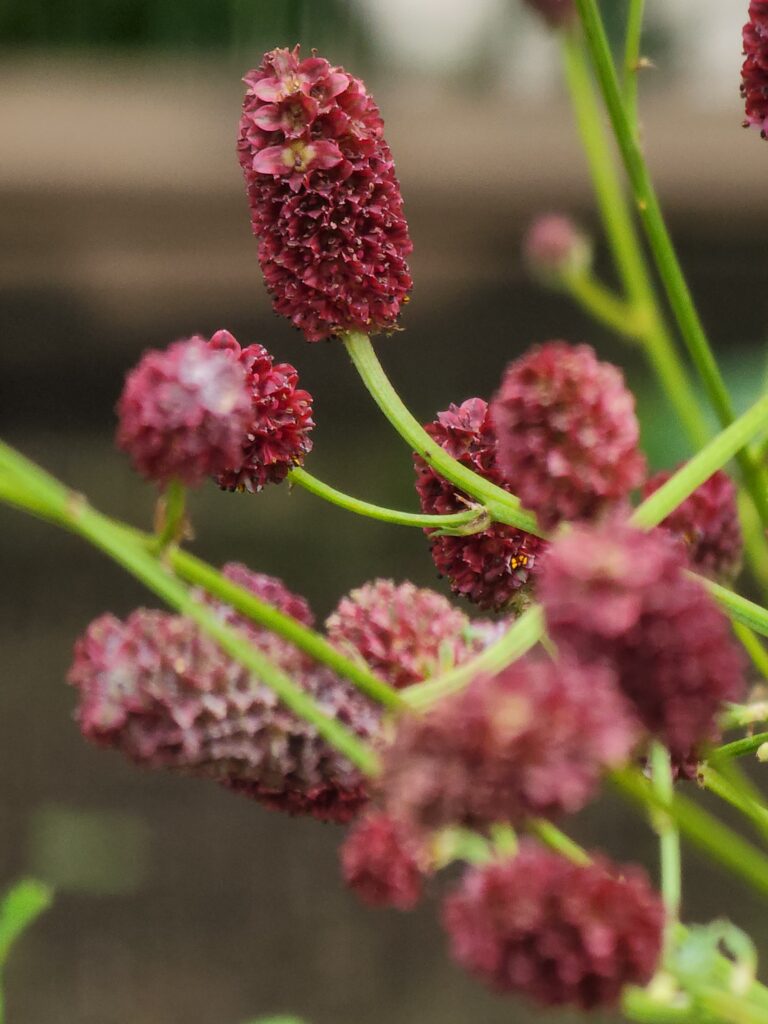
[1,1,768,1021]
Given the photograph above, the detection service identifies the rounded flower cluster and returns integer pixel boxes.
[68,604,380,823]
[116,337,251,487]
[540,521,745,761]
[643,468,742,583]
[326,578,480,689]
[523,0,575,28]
[523,214,591,283]
[491,342,646,531]
[443,843,663,1009]
[414,398,545,612]
[340,813,428,910]
[209,561,315,630]
[238,46,413,342]
[742,1,768,138]
[379,656,636,833]
[209,330,314,492]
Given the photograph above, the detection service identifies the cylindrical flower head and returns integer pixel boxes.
[414,398,546,612]
[642,468,742,583]
[326,579,481,689]
[491,342,646,531]
[742,1,768,138]
[238,47,413,342]
[208,330,314,492]
[379,656,636,833]
[523,214,591,284]
[68,608,380,823]
[340,812,428,910]
[116,337,252,487]
[443,843,663,1008]
[522,0,575,28]
[540,521,745,761]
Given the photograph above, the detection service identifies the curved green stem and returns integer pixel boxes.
[700,761,768,845]
[561,271,644,340]
[289,466,488,534]
[342,331,545,538]
[402,606,544,710]
[717,732,768,762]
[527,819,591,866]
[733,622,768,681]
[153,478,186,552]
[650,743,681,934]
[703,579,768,640]
[574,0,768,531]
[560,29,709,449]
[631,394,768,530]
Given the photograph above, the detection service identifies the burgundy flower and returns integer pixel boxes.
[540,521,745,761]
[208,330,314,492]
[326,578,480,689]
[379,656,636,833]
[523,214,591,283]
[491,342,646,531]
[238,46,413,341]
[522,0,575,27]
[210,561,315,630]
[643,468,742,583]
[116,337,251,487]
[742,1,768,138]
[414,398,545,612]
[443,843,663,1008]
[340,812,428,910]
[68,606,380,823]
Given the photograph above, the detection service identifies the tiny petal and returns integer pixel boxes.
[443,843,663,1009]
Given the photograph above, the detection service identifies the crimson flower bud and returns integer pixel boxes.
[238,47,413,341]
[340,813,428,910]
[443,843,663,1008]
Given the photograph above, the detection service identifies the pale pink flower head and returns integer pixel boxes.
[116,337,251,488]
[524,214,591,283]
[238,46,413,341]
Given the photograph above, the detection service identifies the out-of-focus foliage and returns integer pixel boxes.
[0,879,53,1021]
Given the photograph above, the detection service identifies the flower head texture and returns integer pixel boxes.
[326,578,480,689]
[238,46,413,341]
[414,398,545,611]
[491,342,646,531]
[379,657,636,833]
[742,1,768,138]
[443,843,663,1008]
[643,468,742,583]
[68,607,380,823]
[116,337,252,487]
[209,561,315,630]
[522,0,575,27]
[523,214,591,283]
[540,521,745,761]
[209,330,314,492]
[340,812,428,910]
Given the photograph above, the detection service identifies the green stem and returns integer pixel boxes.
[650,743,681,931]
[288,466,488,534]
[622,988,696,1024]
[623,0,646,123]
[700,762,768,845]
[526,819,591,866]
[574,0,768,530]
[560,29,709,449]
[733,622,768,680]
[561,271,643,340]
[342,331,545,538]
[696,988,768,1024]
[169,548,406,712]
[631,394,768,530]
[612,767,768,899]
[717,732,768,761]
[153,478,186,551]
[401,606,544,710]
[703,578,768,640]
